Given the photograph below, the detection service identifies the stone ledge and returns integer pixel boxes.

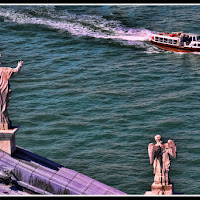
[0,127,19,134]
[0,127,19,155]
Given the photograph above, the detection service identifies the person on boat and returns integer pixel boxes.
[178,34,185,46]
[186,36,192,45]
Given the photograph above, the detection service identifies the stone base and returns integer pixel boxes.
[145,183,173,195]
[0,126,19,155]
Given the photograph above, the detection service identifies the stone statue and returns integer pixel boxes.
[148,135,176,187]
[0,61,23,130]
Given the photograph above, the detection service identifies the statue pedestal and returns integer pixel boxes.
[145,182,173,195]
[0,126,19,155]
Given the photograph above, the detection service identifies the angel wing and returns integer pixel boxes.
[167,140,176,158]
[148,143,156,164]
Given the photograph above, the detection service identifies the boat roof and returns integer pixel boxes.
[183,33,200,36]
[154,32,200,37]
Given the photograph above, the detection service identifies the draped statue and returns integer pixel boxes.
[0,61,23,130]
[148,135,176,186]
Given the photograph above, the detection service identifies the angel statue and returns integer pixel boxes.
[0,60,24,130]
[148,135,176,186]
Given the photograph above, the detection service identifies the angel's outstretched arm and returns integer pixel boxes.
[12,60,23,75]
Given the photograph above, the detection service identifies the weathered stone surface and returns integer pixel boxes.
[14,164,34,184]
[67,180,88,194]
[1,151,20,168]
[48,175,71,194]
[73,176,92,188]
[0,146,127,195]
[50,174,71,186]
[34,166,55,179]
[76,173,94,184]
[108,185,127,195]
[92,179,111,190]
[84,187,102,195]
[17,181,47,195]
[0,182,31,195]
[86,183,107,195]
[58,167,78,177]
[47,179,70,194]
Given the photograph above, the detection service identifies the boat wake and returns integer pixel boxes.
[0,6,153,47]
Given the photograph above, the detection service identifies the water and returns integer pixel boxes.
[0,5,200,194]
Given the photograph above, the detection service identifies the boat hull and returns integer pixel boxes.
[150,40,200,52]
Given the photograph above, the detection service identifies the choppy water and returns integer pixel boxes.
[0,5,200,194]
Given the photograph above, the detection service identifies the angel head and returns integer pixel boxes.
[155,135,162,145]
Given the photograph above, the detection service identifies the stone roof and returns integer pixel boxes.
[0,146,127,195]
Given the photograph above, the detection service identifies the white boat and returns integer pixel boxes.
[149,31,200,52]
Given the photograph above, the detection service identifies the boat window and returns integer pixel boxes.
[160,38,163,42]
[155,37,158,41]
[169,39,172,44]
[194,43,197,46]
[164,38,168,43]
[198,43,200,47]
[173,40,177,45]
[197,36,200,41]
[193,36,196,41]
